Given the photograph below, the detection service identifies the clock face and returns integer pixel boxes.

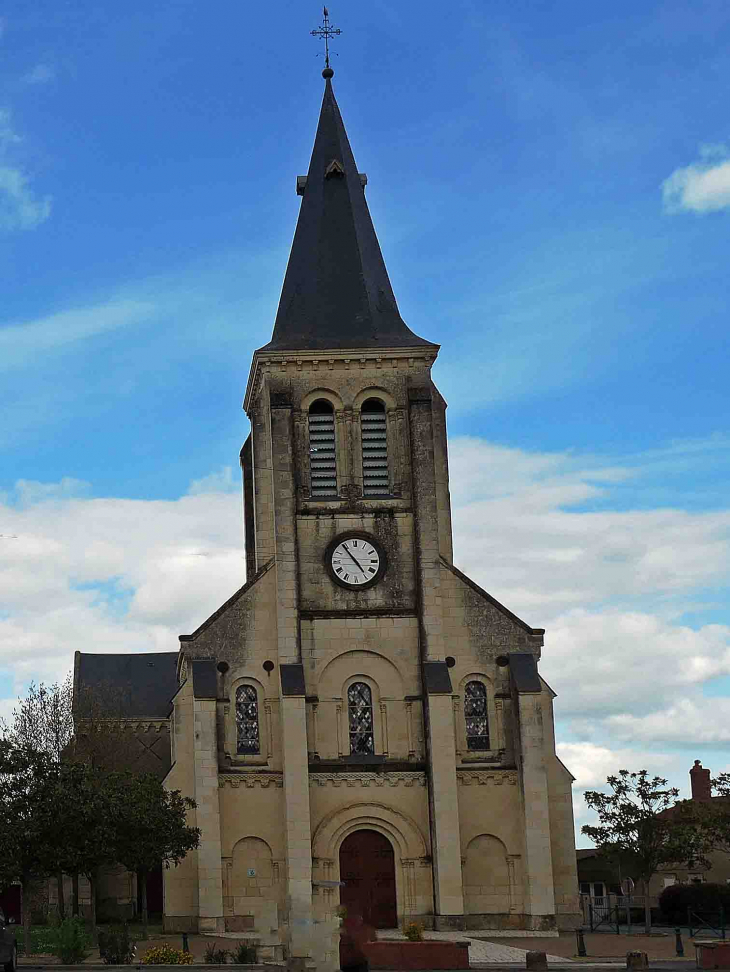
[326,534,385,590]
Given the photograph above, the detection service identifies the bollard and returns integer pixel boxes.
[182,932,189,954]
[526,950,548,971]
[626,950,648,970]
[675,928,684,957]
[576,928,587,957]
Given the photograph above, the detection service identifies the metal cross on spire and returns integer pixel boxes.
[311,6,341,73]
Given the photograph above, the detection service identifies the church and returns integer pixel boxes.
[76,63,580,961]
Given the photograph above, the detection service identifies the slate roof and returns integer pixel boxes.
[75,651,179,719]
[260,76,436,353]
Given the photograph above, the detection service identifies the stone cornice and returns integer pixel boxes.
[457,770,518,786]
[244,347,439,414]
[219,773,284,789]
[309,772,426,788]
[77,719,169,734]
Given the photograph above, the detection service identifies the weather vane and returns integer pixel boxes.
[311,7,341,73]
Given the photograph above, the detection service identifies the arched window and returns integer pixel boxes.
[308,400,338,498]
[464,681,490,751]
[348,682,374,754]
[236,685,260,755]
[360,399,389,496]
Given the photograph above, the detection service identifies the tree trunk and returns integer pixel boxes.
[88,870,97,942]
[56,871,65,920]
[140,870,149,938]
[21,874,32,957]
[642,877,652,935]
[72,872,79,916]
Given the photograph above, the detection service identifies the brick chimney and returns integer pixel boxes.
[690,759,712,802]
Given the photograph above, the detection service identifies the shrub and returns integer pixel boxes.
[659,883,730,925]
[98,925,137,965]
[54,916,91,965]
[141,944,194,965]
[403,921,424,942]
[19,926,57,956]
[232,942,258,964]
[204,943,231,964]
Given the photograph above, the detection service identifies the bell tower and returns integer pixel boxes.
[241,65,467,942]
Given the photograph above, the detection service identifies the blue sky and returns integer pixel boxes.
[1,0,730,835]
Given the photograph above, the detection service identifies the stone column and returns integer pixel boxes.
[192,686,224,932]
[269,394,313,958]
[516,691,556,924]
[409,386,464,925]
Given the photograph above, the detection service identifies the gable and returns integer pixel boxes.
[439,558,544,663]
[178,558,276,669]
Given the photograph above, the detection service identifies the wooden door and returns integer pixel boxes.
[339,830,397,929]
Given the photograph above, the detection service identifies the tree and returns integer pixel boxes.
[0,742,60,948]
[0,676,74,917]
[582,770,709,933]
[110,773,200,932]
[0,676,74,761]
[51,760,123,936]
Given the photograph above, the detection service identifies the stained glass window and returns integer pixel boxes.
[465,681,490,751]
[236,684,260,755]
[348,682,374,754]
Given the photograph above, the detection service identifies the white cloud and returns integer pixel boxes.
[0,298,155,370]
[663,144,730,214]
[0,165,52,229]
[0,109,21,149]
[607,698,730,744]
[188,466,239,496]
[0,483,245,691]
[0,436,729,808]
[557,741,680,836]
[0,108,51,232]
[449,437,730,617]
[22,64,55,86]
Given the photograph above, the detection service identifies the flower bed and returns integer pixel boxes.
[362,939,470,970]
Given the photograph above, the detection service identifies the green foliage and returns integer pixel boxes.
[108,773,200,925]
[403,921,424,942]
[231,942,258,964]
[141,944,194,965]
[659,882,730,924]
[204,943,231,963]
[98,924,137,965]
[53,916,91,965]
[18,926,57,956]
[582,769,712,933]
[582,770,709,883]
[0,677,74,761]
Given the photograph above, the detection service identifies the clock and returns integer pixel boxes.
[325,533,386,590]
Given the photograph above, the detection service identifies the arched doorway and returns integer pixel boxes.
[339,829,397,929]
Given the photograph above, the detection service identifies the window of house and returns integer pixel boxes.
[308,400,338,498]
[348,682,375,754]
[464,680,490,750]
[360,399,389,496]
[236,685,260,755]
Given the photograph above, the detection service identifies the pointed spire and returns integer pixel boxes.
[261,77,435,353]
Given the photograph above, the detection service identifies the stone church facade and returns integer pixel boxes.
[77,70,580,960]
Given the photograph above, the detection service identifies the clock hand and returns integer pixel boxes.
[343,546,365,573]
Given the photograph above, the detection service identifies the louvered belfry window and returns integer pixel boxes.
[348,682,375,754]
[236,684,260,755]
[361,398,389,496]
[308,400,338,498]
[464,681,490,750]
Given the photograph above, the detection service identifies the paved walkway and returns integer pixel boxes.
[381,930,572,963]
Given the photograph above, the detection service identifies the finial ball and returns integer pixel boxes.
[322,66,334,79]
